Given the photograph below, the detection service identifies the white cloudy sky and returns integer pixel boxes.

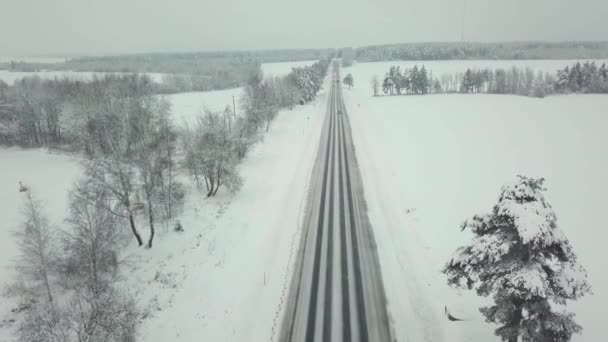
[1,0,607,56]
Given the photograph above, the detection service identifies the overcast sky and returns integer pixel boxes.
[1,0,607,56]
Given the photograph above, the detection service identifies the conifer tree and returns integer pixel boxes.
[444,176,591,342]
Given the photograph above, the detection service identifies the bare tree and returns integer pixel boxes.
[185,110,242,198]
[155,100,181,220]
[66,285,138,342]
[86,156,143,247]
[129,96,180,248]
[63,180,121,286]
[18,285,138,342]
[343,73,354,89]
[18,302,68,342]
[371,75,379,96]
[14,192,55,303]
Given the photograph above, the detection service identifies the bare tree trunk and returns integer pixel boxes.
[128,213,143,247]
[193,169,201,188]
[212,167,222,196]
[91,254,98,285]
[204,174,211,192]
[32,122,39,145]
[146,200,154,248]
[42,268,53,302]
[206,182,215,198]
[166,150,173,219]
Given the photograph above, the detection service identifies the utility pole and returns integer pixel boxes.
[232,95,237,119]
[461,0,467,42]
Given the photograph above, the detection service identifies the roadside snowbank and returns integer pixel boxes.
[136,81,328,342]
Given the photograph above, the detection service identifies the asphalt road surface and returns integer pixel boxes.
[279,67,392,342]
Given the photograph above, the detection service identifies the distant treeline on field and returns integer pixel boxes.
[0,49,333,91]
[356,41,608,61]
[1,49,332,72]
[0,58,330,147]
[374,61,608,98]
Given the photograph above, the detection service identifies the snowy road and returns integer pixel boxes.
[279,69,392,342]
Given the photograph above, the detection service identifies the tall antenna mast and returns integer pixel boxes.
[461,0,467,42]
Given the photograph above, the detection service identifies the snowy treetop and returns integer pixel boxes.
[446,175,591,303]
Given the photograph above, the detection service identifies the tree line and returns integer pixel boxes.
[0,49,334,92]
[457,61,608,97]
[182,59,329,198]
[355,41,608,62]
[554,61,608,93]
[372,61,608,98]
[377,65,433,96]
[0,74,163,146]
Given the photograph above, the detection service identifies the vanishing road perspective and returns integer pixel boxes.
[280,64,392,342]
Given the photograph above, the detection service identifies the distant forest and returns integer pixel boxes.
[4,42,608,92]
[0,49,333,91]
[355,41,608,61]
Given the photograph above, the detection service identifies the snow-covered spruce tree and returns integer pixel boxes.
[444,176,591,342]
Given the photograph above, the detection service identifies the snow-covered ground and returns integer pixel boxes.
[342,61,608,341]
[348,59,608,82]
[261,60,317,78]
[136,81,327,342]
[0,148,81,340]
[164,88,244,127]
[165,59,320,127]
[0,75,328,341]
[4,57,604,342]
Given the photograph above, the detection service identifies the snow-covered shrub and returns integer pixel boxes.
[17,285,138,342]
[183,109,243,198]
[444,175,591,342]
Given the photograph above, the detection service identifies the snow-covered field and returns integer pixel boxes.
[348,59,608,82]
[261,60,316,78]
[342,62,608,341]
[164,88,244,127]
[0,148,81,340]
[4,57,605,342]
[165,60,319,127]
